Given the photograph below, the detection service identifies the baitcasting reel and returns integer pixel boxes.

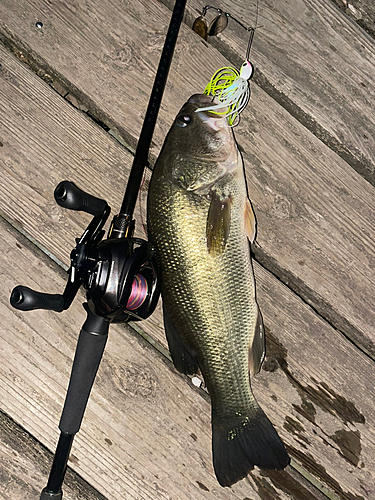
[10,180,160,322]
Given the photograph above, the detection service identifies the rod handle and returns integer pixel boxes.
[54,180,108,216]
[59,304,109,434]
[10,286,64,312]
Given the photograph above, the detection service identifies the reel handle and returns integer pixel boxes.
[10,285,64,312]
[54,181,108,216]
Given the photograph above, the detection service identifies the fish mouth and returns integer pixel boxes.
[188,94,229,132]
[188,94,218,107]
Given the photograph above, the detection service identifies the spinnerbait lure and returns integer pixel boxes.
[193,4,259,126]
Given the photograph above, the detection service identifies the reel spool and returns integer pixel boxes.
[86,236,160,322]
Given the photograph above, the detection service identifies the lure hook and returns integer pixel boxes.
[194,1,260,126]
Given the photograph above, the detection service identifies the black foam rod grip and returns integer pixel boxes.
[59,304,109,434]
[10,286,64,312]
[54,181,107,216]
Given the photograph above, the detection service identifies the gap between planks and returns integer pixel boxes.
[1,215,338,500]
[0,213,337,500]
[168,0,375,185]
[0,20,375,496]
[0,409,107,500]
[1,0,374,361]
[0,51,372,365]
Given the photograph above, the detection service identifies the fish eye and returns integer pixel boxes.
[176,114,191,127]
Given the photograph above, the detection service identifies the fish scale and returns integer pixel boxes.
[148,94,289,486]
[158,184,255,409]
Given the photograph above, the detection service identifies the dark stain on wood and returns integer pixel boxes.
[263,327,288,371]
[329,429,362,467]
[283,416,311,448]
[309,378,365,425]
[289,446,365,500]
[265,329,365,426]
[69,454,79,465]
[262,357,279,373]
[251,473,283,500]
[196,481,209,491]
[293,399,317,426]
[264,329,317,424]
[284,416,305,435]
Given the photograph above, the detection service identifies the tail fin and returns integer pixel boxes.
[212,408,290,487]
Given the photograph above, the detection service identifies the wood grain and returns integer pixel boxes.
[0,410,106,500]
[0,5,374,498]
[1,6,375,359]
[331,0,375,39]
[2,191,374,499]
[0,217,306,500]
[179,0,375,184]
[0,56,373,496]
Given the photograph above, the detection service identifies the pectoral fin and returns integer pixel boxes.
[245,197,256,243]
[206,191,232,255]
[249,305,266,375]
[163,302,199,375]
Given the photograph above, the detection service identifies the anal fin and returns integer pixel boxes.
[163,302,199,376]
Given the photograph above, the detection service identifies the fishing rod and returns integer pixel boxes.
[9,1,186,498]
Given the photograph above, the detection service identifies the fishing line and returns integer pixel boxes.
[246,0,259,61]
[193,0,261,126]
[126,273,149,310]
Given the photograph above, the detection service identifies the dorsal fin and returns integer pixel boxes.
[245,197,256,243]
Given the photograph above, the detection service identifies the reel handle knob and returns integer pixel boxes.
[54,181,108,216]
[10,285,64,312]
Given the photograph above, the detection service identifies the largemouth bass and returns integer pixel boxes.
[147,94,289,486]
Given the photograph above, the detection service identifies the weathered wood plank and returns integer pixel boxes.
[0,63,373,499]
[2,197,374,499]
[0,14,374,498]
[3,0,374,186]
[1,217,309,500]
[331,0,375,38]
[0,410,106,500]
[1,5,375,359]
[178,0,375,184]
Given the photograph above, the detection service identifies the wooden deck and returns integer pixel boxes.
[0,0,374,498]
